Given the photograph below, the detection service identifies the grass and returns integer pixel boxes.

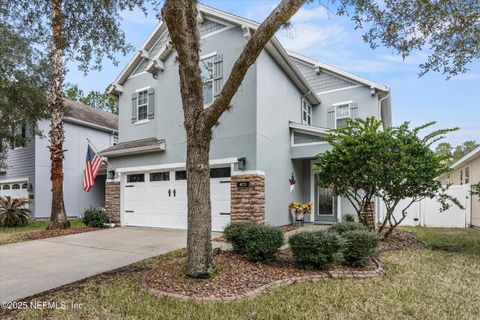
[2,227,479,320]
[0,219,86,246]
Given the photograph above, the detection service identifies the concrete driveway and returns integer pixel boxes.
[0,227,220,303]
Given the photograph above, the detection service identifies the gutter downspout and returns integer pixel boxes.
[378,92,390,128]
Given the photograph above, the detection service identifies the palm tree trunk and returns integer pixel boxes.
[48,0,69,230]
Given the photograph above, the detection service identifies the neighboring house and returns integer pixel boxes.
[439,145,480,228]
[0,100,118,218]
[101,5,391,231]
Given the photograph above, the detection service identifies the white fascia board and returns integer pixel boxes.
[116,157,238,173]
[289,122,330,135]
[287,50,390,93]
[63,117,118,133]
[0,177,29,184]
[451,146,480,170]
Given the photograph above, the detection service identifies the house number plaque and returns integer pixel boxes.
[237,181,250,188]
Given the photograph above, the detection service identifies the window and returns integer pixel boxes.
[22,183,28,189]
[335,104,350,128]
[200,56,214,106]
[127,174,145,183]
[12,184,20,190]
[150,172,170,182]
[210,167,231,178]
[11,124,26,149]
[3,185,10,190]
[464,167,470,184]
[460,170,463,185]
[137,90,148,121]
[175,170,187,181]
[302,100,312,125]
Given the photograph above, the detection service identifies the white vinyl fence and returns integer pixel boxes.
[379,185,471,228]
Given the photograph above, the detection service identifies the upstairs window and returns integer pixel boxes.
[335,104,350,128]
[200,55,215,107]
[11,124,26,149]
[463,167,470,184]
[302,99,312,125]
[137,90,148,121]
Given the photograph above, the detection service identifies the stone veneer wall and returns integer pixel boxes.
[230,173,265,224]
[105,180,120,223]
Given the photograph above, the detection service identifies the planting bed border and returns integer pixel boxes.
[140,257,384,302]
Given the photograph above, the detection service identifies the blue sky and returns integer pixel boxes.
[65,0,479,147]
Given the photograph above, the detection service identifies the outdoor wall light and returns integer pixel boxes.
[238,157,246,171]
[108,170,116,180]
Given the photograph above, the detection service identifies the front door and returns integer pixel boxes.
[314,181,337,224]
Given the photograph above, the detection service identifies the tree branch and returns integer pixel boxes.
[203,0,306,128]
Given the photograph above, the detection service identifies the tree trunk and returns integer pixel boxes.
[48,0,69,230]
[186,133,215,277]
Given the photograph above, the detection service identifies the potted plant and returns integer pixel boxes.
[303,201,312,221]
[289,202,303,224]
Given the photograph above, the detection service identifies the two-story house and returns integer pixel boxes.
[0,100,118,218]
[101,5,391,231]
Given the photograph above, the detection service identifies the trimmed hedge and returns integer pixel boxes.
[342,230,379,267]
[243,224,284,263]
[328,221,368,235]
[224,223,284,263]
[342,214,356,223]
[288,231,344,269]
[83,207,107,228]
[224,223,251,253]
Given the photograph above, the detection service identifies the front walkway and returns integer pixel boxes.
[0,227,220,303]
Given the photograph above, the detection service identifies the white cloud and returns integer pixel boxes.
[121,8,157,26]
[290,6,330,23]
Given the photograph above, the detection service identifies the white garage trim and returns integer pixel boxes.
[0,177,29,184]
[116,157,238,173]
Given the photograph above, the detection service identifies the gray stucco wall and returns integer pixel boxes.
[314,85,381,129]
[110,24,257,171]
[0,127,36,214]
[255,50,306,226]
[34,120,111,218]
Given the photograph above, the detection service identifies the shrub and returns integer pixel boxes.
[0,196,30,227]
[224,223,251,253]
[243,224,284,263]
[288,231,344,269]
[342,214,356,222]
[342,230,379,267]
[83,207,107,228]
[328,221,368,235]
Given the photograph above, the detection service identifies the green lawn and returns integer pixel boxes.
[2,227,479,320]
[0,219,86,245]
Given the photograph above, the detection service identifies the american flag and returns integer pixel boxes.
[82,145,103,192]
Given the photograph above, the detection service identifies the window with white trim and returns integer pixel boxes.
[464,167,470,184]
[302,99,312,125]
[335,104,350,128]
[11,123,26,149]
[137,90,148,121]
[200,56,214,107]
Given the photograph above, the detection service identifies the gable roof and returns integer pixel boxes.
[110,4,320,105]
[64,99,118,132]
[450,145,480,170]
[287,50,389,93]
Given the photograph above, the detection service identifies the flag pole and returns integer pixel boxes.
[86,138,116,174]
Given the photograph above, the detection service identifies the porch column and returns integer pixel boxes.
[230,171,265,224]
[105,180,120,223]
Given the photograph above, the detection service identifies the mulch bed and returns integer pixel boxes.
[379,229,425,251]
[21,227,98,241]
[143,249,377,300]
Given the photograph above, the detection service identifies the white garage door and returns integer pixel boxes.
[123,167,231,231]
[0,181,29,208]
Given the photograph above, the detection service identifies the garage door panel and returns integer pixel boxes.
[123,169,231,231]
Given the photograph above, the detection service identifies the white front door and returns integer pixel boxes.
[123,167,231,231]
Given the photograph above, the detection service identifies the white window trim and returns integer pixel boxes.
[200,52,217,109]
[135,88,150,123]
[301,99,312,126]
[12,124,25,150]
[334,103,352,129]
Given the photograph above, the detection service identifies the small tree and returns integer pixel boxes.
[472,182,480,199]
[314,118,387,230]
[314,118,461,238]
